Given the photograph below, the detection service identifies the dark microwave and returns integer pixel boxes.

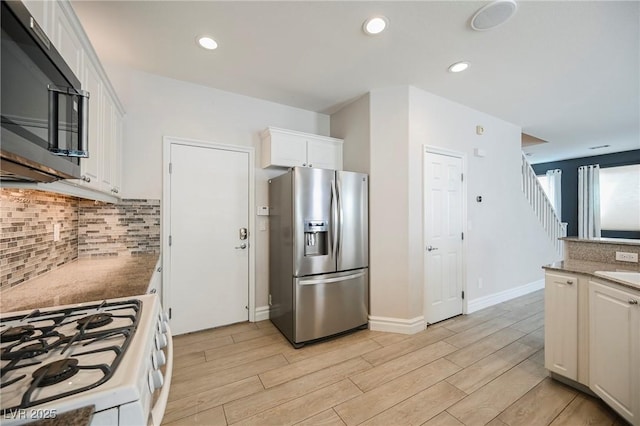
[1,0,89,182]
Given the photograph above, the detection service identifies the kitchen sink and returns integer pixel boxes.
[594,270,640,287]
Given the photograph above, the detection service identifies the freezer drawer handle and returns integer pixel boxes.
[299,271,365,286]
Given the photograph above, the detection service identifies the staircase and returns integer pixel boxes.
[521,153,567,257]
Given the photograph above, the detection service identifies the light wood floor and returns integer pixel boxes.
[163,290,627,426]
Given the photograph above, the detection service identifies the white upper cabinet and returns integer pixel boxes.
[51,2,83,79]
[261,127,343,170]
[23,0,126,200]
[77,58,103,189]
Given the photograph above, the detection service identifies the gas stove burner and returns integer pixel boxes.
[1,341,47,361]
[32,358,79,387]
[76,313,113,330]
[1,325,35,342]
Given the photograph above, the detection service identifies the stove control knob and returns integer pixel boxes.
[155,332,168,350]
[152,350,167,369]
[148,370,164,392]
[158,320,168,334]
[160,312,170,322]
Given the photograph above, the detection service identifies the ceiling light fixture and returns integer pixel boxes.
[448,61,470,73]
[197,36,218,50]
[470,0,518,31]
[363,16,388,35]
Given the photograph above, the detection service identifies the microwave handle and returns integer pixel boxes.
[48,85,90,158]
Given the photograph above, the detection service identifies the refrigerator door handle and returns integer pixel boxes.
[299,271,365,286]
[331,179,339,261]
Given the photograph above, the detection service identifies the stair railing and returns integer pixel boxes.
[521,153,567,257]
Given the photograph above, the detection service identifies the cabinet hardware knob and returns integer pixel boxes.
[629,299,638,305]
[302,163,307,166]
[82,175,91,183]
[566,280,573,285]
[309,164,313,167]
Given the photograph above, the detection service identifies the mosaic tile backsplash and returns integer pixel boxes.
[0,189,161,291]
[78,199,160,257]
[1,189,78,290]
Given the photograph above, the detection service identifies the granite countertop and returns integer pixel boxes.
[561,237,640,247]
[0,254,159,313]
[544,259,640,291]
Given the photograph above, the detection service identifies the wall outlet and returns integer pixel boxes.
[616,251,638,263]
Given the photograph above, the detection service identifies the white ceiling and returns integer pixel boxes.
[71,0,639,164]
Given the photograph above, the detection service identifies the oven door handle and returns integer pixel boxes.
[150,322,173,426]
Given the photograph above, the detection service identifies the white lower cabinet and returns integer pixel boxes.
[544,272,579,381]
[589,279,640,425]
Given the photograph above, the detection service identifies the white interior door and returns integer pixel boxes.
[169,143,249,335]
[424,150,464,324]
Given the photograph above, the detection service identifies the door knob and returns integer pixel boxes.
[235,243,247,250]
[426,245,439,252]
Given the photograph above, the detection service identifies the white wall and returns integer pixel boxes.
[104,64,330,309]
[340,85,558,323]
[408,87,558,314]
[330,94,370,174]
[368,87,412,319]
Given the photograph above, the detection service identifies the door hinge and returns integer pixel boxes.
[169,308,172,319]
[461,232,464,240]
[462,291,465,300]
[268,294,272,306]
[461,173,464,182]
[169,235,172,246]
[169,162,172,174]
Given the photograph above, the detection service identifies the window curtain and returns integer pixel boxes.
[578,165,601,238]
[545,169,562,217]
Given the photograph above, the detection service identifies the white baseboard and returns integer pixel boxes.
[368,315,426,334]
[254,305,270,322]
[466,279,545,314]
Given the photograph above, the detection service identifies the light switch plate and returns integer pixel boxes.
[257,206,270,216]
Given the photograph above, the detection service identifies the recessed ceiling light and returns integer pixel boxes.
[363,16,388,35]
[470,0,518,31]
[448,61,470,73]
[197,36,218,50]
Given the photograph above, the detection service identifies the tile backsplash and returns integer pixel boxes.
[78,199,160,257]
[0,189,78,290]
[0,189,160,291]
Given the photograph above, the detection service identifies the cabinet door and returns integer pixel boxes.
[266,131,307,168]
[51,3,83,79]
[306,137,343,170]
[544,272,578,380]
[78,58,102,189]
[100,95,115,192]
[589,280,639,425]
[111,111,123,195]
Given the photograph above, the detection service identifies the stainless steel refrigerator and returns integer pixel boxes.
[268,167,368,347]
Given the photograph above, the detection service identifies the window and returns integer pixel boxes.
[536,169,561,216]
[600,164,640,231]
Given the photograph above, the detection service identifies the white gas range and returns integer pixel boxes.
[0,294,173,425]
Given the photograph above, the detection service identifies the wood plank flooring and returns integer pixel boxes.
[163,290,628,426]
